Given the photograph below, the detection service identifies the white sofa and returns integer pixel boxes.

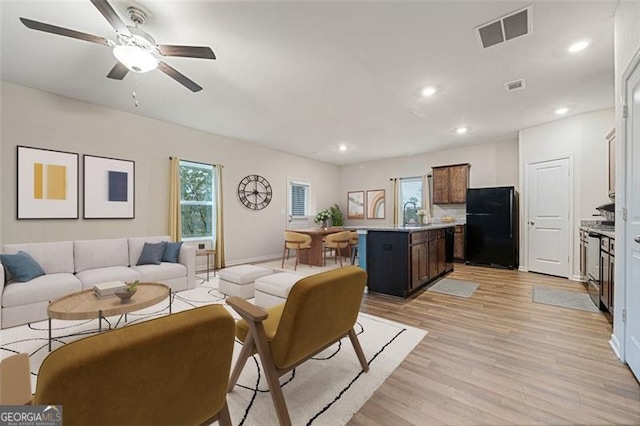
[0,236,196,329]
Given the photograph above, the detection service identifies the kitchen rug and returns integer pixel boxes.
[427,278,479,298]
[532,286,600,312]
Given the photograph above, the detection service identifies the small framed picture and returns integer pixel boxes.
[347,191,365,219]
[17,146,79,219]
[83,155,135,219]
[366,189,385,219]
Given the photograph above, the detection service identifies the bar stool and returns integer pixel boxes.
[349,231,359,265]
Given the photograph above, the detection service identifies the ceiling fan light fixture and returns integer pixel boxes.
[113,45,158,73]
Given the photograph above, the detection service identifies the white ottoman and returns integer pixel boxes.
[254,273,302,308]
[218,265,273,299]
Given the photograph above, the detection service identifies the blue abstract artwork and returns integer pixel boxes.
[108,171,128,202]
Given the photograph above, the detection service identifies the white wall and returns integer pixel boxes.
[611,1,640,361]
[0,82,339,264]
[339,139,519,226]
[518,108,615,279]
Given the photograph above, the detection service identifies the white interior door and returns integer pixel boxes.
[624,60,640,381]
[526,158,571,277]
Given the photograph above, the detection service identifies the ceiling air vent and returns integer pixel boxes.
[505,78,526,92]
[475,6,532,49]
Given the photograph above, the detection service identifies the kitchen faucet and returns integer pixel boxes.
[402,201,417,226]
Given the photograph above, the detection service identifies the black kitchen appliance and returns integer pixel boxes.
[465,186,518,269]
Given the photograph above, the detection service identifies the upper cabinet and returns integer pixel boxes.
[606,129,615,200]
[432,163,470,204]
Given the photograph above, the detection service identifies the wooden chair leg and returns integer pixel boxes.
[294,249,299,271]
[348,328,369,372]
[217,400,232,426]
[228,333,255,392]
[337,247,343,267]
[281,246,288,269]
[251,323,292,426]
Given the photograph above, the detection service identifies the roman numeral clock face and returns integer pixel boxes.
[237,174,273,210]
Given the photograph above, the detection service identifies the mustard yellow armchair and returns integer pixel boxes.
[1,305,235,426]
[227,266,369,426]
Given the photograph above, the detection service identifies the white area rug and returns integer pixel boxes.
[255,258,346,277]
[0,277,426,426]
[532,286,600,312]
[427,278,479,298]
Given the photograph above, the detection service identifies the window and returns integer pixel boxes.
[289,179,310,217]
[180,160,216,239]
[399,177,423,225]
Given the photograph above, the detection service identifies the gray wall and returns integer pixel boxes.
[0,82,340,263]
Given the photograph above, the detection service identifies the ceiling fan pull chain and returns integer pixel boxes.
[132,74,139,107]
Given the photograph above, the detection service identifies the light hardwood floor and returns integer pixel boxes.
[350,264,640,426]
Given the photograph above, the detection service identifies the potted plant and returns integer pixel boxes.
[329,204,345,226]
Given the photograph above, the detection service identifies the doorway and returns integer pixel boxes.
[525,157,571,278]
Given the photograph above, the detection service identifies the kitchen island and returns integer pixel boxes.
[349,224,457,297]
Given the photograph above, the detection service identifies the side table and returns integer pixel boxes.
[196,249,216,281]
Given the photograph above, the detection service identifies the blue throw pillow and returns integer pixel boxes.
[162,241,183,263]
[137,242,167,266]
[0,251,46,282]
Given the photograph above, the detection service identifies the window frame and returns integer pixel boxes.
[288,178,311,218]
[179,160,216,241]
[398,176,423,225]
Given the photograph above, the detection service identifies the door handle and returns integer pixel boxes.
[529,221,535,226]
[635,235,640,244]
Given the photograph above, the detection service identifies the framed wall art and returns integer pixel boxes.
[17,145,79,219]
[347,191,365,219]
[83,155,135,219]
[366,189,385,219]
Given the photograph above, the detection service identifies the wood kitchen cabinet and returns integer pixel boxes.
[454,225,465,262]
[606,129,615,199]
[432,163,470,204]
[600,236,614,314]
[410,232,429,290]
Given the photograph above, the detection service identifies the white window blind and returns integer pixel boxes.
[289,180,309,217]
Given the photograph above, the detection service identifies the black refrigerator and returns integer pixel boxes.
[465,186,518,269]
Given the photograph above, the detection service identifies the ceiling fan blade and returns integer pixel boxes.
[106,62,129,80]
[19,17,110,46]
[157,45,216,60]
[158,61,203,92]
[90,0,130,35]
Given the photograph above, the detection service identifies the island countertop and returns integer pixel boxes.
[347,222,460,232]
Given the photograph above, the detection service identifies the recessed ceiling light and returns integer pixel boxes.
[568,41,589,53]
[338,144,348,152]
[456,127,468,134]
[555,107,570,115]
[421,86,437,97]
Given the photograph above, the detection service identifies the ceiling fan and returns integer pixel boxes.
[19,0,216,92]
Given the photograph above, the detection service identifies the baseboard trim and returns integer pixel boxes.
[609,333,623,361]
[225,254,281,267]
[518,266,527,272]
[570,274,586,282]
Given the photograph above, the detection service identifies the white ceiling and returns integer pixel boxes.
[0,1,616,166]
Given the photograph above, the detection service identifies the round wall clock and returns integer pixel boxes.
[237,174,273,210]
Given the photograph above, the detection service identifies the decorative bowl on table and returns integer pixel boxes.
[115,289,136,303]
